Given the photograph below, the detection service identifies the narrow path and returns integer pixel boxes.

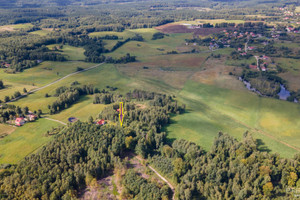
[44,117,67,126]
[135,156,175,200]
[9,62,105,102]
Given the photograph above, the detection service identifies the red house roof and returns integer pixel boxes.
[97,119,105,125]
[15,117,24,123]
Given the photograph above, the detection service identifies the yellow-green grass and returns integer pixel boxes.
[50,96,107,123]
[103,40,119,51]
[60,45,86,61]
[46,45,86,61]
[0,23,33,31]
[0,118,60,164]
[29,29,51,36]
[167,81,300,158]
[0,124,16,136]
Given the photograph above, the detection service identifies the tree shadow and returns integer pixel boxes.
[256,139,271,153]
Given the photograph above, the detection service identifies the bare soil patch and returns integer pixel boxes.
[79,175,117,200]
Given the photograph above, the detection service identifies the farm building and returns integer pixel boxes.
[15,117,25,126]
[27,114,36,122]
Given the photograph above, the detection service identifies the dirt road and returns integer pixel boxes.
[135,156,175,200]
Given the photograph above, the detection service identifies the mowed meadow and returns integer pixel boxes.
[1,26,300,163]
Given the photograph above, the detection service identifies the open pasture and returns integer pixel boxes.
[0,118,60,164]
[167,81,300,158]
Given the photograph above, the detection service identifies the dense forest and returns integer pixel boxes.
[1,90,299,199]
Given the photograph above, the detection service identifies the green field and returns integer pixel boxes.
[46,45,86,61]
[50,96,107,123]
[167,81,300,158]
[0,118,60,164]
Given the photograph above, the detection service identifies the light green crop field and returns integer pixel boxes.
[0,118,60,164]
[167,81,300,158]
[29,29,51,36]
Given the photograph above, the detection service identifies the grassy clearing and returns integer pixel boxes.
[103,40,119,51]
[29,29,51,36]
[167,81,300,158]
[0,118,60,164]
[60,45,86,61]
[50,96,107,123]
[46,45,86,61]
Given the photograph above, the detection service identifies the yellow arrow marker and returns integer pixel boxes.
[119,102,124,127]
